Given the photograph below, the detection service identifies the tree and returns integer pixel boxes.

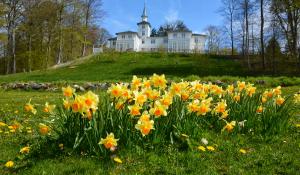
[157,20,190,36]
[150,28,157,37]
[271,0,300,66]
[81,0,104,57]
[266,36,282,74]
[260,0,265,69]
[220,0,238,56]
[1,0,23,73]
[205,25,222,54]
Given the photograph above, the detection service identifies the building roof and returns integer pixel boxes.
[116,31,138,35]
[192,33,207,37]
[137,21,152,27]
[167,29,192,33]
[108,37,117,41]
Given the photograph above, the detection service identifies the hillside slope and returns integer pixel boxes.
[0,53,247,83]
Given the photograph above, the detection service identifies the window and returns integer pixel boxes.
[122,35,125,39]
[182,33,186,38]
[142,31,145,36]
[151,39,156,44]
[128,34,132,39]
[112,41,116,46]
[142,40,145,44]
[163,38,168,44]
[173,33,177,38]
[142,25,145,29]
[195,38,199,43]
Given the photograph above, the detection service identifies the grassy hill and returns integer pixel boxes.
[0,53,248,83]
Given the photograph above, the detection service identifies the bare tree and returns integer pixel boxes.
[260,0,265,69]
[271,0,300,67]
[205,25,222,54]
[81,0,104,57]
[220,0,238,56]
[1,0,23,73]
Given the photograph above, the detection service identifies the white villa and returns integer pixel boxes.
[107,4,206,53]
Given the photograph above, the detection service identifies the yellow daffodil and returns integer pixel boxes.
[197,98,212,116]
[233,93,241,102]
[113,157,123,164]
[115,101,125,110]
[227,84,235,94]
[108,84,123,98]
[149,101,167,118]
[237,81,246,91]
[148,89,160,101]
[62,86,75,97]
[99,133,119,149]
[239,149,247,154]
[59,144,64,150]
[246,84,256,97]
[181,91,190,101]
[214,100,227,114]
[206,146,215,151]
[261,96,267,103]
[131,75,142,90]
[160,93,173,107]
[20,146,30,154]
[294,93,300,104]
[71,96,85,113]
[170,83,183,96]
[24,99,37,115]
[187,100,200,113]
[133,91,147,106]
[273,86,282,96]
[82,91,99,111]
[276,96,285,106]
[43,102,56,113]
[142,78,151,89]
[221,110,229,119]
[222,121,236,132]
[5,161,14,168]
[198,145,206,152]
[151,74,167,89]
[256,105,264,114]
[39,123,50,135]
[128,105,141,116]
[0,121,7,127]
[135,119,155,136]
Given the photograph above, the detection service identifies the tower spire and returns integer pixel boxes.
[141,0,148,21]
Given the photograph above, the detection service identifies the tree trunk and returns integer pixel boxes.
[244,0,251,70]
[12,28,16,73]
[230,12,234,56]
[56,3,64,65]
[260,0,265,69]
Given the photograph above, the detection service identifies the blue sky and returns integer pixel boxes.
[102,0,223,36]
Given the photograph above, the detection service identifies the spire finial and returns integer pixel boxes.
[142,0,147,18]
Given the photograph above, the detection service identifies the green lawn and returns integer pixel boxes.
[0,53,249,83]
[0,53,300,174]
[0,87,300,175]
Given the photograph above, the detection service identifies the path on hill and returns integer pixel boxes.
[50,54,96,70]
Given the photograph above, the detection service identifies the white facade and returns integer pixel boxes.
[107,5,206,53]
